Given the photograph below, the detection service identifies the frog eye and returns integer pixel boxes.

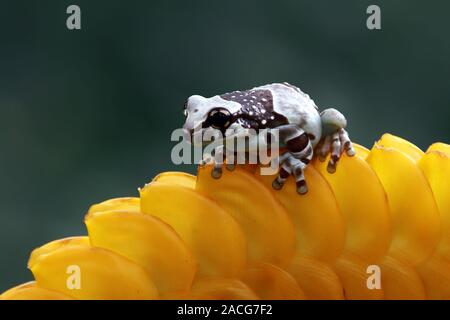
[183,109,188,117]
[208,108,231,129]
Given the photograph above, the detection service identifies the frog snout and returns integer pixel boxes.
[182,122,203,145]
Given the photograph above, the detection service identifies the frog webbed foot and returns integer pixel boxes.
[272,156,309,194]
[203,145,240,179]
[272,124,314,195]
[318,108,355,173]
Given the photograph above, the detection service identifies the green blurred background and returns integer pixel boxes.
[0,0,449,291]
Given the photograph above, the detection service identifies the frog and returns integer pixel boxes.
[182,82,355,194]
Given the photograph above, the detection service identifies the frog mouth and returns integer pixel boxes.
[196,130,261,153]
[185,124,266,153]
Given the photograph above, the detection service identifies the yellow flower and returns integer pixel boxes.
[1,134,450,300]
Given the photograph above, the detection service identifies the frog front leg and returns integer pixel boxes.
[272,124,313,194]
[209,144,225,178]
[317,108,355,173]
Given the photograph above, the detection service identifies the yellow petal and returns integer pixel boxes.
[377,133,424,162]
[28,236,90,268]
[381,256,426,300]
[189,277,259,300]
[427,142,450,154]
[367,144,440,265]
[240,262,306,300]
[255,166,344,264]
[140,181,247,277]
[88,197,140,214]
[353,143,370,160]
[313,154,391,263]
[1,281,74,300]
[334,253,384,300]
[30,242,158,300]
[85,210,196,296]
[238,164,259,174]
[151,171,196,189]
[196,165,295,268]
[286,254,344,300]
[419,150,450,260]
[417,256,450,299]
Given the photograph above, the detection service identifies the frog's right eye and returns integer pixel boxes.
[208,108,231,129]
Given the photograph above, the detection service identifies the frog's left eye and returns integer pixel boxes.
[208,108,231,129]
[183,109,188,117]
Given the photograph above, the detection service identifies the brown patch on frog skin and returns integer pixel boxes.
[220,89,288,129]
[297,117,307,128]
[286,132,309,152]
[279,167,290,178]
[301,158,310,165]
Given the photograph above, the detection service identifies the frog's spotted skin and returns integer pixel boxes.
[183,82,355,194]
[220,89,288,130]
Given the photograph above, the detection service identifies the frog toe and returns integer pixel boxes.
[226,163,236,171]
[339,129,355,156]
[211,167,222,179]
[296,180,308,195]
